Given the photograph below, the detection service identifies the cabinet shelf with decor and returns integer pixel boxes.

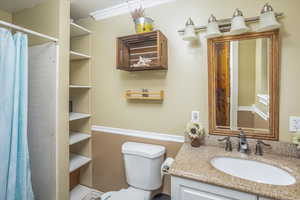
[117,30,168,71]
[125,90,164,101]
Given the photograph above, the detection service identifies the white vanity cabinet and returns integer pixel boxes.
[171,176,272,200]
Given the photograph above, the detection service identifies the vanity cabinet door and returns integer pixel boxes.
[171,176,257,200]
[180,186,237,200]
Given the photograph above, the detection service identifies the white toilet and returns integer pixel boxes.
[101,142,166,200]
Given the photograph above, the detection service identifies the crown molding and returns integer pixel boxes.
[90,0,176,21]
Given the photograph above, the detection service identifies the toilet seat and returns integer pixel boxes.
[101,187,150,200]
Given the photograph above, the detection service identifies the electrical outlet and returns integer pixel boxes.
[191,111,200,122]
[289,116,300,132]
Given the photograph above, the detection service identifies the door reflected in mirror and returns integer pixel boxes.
[208,31,279,140]
[215,38,270,130]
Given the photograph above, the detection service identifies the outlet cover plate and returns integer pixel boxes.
[191,111,200,122]
[289,116,300,132]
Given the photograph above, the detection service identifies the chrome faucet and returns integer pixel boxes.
[237,129,250,153]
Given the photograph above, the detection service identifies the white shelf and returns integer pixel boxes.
[69,85,92,89]
[70,51,91,61]
[70,185,102,200]
[70,22,91,37]
[69,153,91,173]
[69,131,91,145]
[69,112,91,121]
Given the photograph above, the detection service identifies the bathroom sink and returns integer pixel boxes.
[210,157,296,186]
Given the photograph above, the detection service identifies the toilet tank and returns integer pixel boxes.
[122,142,166,191]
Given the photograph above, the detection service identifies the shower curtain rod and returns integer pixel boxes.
[0,20,58,42]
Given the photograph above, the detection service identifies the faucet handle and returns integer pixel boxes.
[218,136,232,151]
[255,140,271,156]
[257,140,271,147]
[218,136,230,142]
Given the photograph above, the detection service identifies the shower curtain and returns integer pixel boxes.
[0,28,34,200]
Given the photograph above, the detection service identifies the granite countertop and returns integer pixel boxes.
[169,143,300,200]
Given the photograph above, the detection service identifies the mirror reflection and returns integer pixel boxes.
[214,38,271,131]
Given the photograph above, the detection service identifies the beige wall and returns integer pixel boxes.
[238,111,269,129]
[92,131,182,195]
[0,9,12,22]
[238,39,256,106]
[256,38,269,95]
[77,0,300,143]
[13,0,59,46]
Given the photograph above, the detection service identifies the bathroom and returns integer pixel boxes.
[0,0,299,199]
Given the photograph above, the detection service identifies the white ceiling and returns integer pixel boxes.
[0,0,48,13]
[0,0,132,20]
[71,0,125,20]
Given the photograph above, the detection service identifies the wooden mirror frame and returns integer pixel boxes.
[208,30,279,141]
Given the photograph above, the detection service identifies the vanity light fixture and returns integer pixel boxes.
[205,15,222,38]
[177,4,284,38]
[228,9,250,35]
[182,18,197,41]
[256,3,281,32]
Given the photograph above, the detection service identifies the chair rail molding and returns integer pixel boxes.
[90,0,176,21]
[92,125,184,143]
[257,94,269,106]
[238,105,269,121]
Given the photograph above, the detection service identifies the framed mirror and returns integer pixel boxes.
[208,30,279,140]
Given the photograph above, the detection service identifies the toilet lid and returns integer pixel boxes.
[102,189,143,200]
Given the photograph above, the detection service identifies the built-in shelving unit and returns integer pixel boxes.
[70,22,91,37]
[69,131,91,145]
[69,153,91,172]
[69,21,93,194]
[69,112,91,121]
[70,51,91,61]
[69,85,92,89]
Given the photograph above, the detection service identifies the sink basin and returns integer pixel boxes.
[210,157,296,186]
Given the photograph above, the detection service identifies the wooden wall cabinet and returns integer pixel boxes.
[117,30,168,71]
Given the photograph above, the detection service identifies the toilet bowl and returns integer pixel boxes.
[101,142,166,200]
